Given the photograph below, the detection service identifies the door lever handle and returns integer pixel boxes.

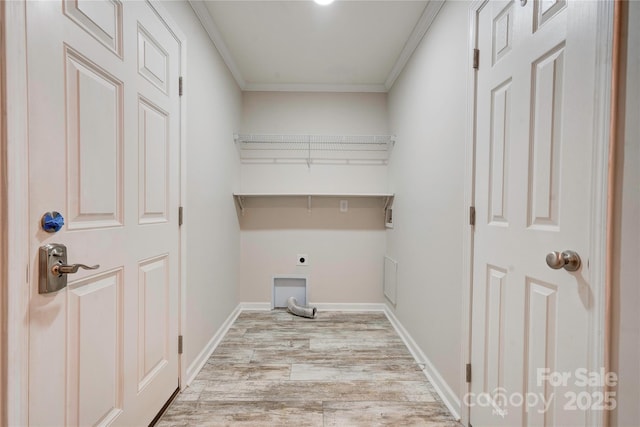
[39,243,99,294]
[52,263,100,275]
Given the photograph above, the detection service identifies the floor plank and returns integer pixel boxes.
[323,401,462,427]
[159,310,461,426]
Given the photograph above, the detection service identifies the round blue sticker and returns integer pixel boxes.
[41,211,65,233]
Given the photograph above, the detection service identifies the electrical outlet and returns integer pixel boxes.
[340,200,348,212]
[297,254,309,266]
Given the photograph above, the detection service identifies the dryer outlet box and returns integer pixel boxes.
[272,276,307,309]
[297,254,309,266]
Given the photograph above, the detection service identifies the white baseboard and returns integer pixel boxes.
[183,301,461,422]
[184,304,242,386]
[311,302,387,312]
[383,307,461,420]
[238,302,387,312]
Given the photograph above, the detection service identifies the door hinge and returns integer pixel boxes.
[178,206,183,227]
[178,335,183,354]
[179,76,183,96]
[469,206,476,226]
[466,363,472,383]
[473,48,480,70]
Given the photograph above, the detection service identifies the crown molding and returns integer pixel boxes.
[188,0,246,89]
[189,0,444,94]
[384,0,445,91]
[243,82,388,93]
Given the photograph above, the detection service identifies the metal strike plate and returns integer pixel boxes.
[39,243,68,294]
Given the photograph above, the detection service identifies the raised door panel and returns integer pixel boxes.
[492,2,514,66]
[67,270,124,426]
[65,47,123,229]
[138,256,170,391]
[137,24,169,94]
[484,265,507,395]
[527,44,565,230]
[64,0,123,56]
[138,98,169,223]
[524,278,558,425]
[533,0,567,33]
[488,79,512,226]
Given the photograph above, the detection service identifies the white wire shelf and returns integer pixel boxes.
[233,192,394,216]
[234,134,396,165]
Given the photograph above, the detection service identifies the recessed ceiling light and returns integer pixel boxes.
[314,0,335,5]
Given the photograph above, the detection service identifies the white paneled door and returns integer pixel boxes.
[27,1,181,425]
[471,1,603,426]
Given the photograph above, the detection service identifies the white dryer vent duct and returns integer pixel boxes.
[287,297,317,319]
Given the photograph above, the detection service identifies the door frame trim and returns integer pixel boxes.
[2,1,31,425]
[462,1,614,427]
[1,3,5,422]
[589,2,615,425]
[1,2,188,424]
[146,0,189,392]
[460,3,485,427]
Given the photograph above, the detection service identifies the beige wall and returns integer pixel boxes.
[386,0,469,415]
[239,197,387,304]
[610,1,640,425]
[162,1,242,376]
[238,92,389,304]
[241,91,389,135]
[240,91,389,194]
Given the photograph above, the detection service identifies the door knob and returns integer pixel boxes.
[545,250,581,272]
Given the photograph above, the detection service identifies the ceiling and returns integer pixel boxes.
[188,0,444,92]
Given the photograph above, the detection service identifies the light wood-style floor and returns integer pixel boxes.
[158,310,462,426]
